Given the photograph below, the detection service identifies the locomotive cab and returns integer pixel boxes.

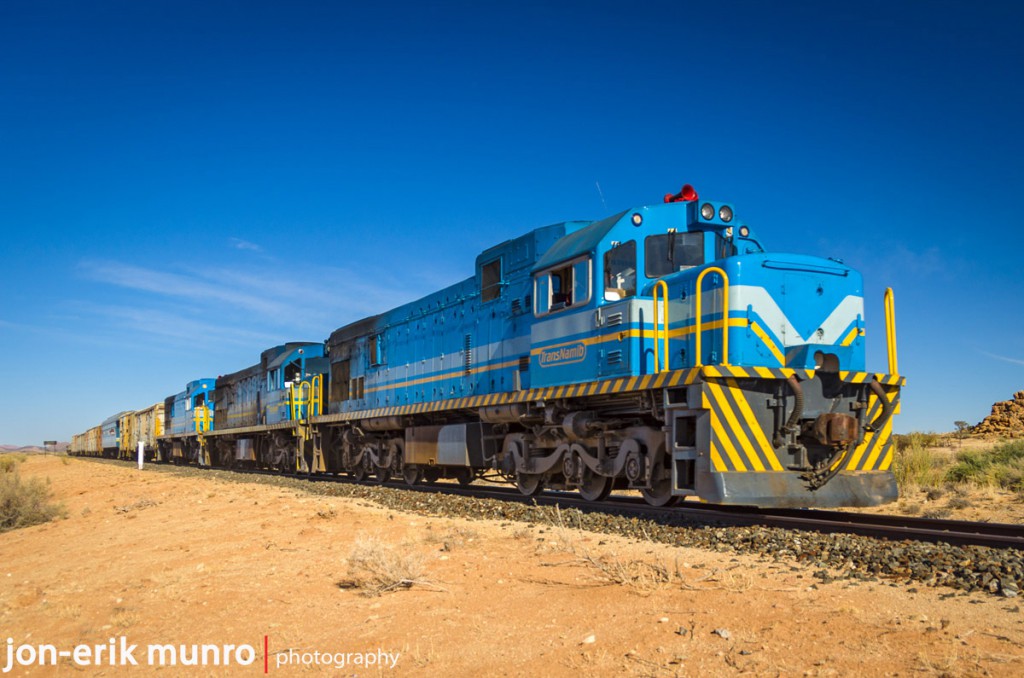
[529,194,744,386]
[260,343,328,424]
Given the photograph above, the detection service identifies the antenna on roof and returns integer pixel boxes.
[595,181,608,211]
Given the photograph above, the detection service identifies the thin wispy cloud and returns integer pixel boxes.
[86,304,284,348]
[981,350,1024,367]
[230,238,263,252]
[74,253,435,351]
[78,260,297,317]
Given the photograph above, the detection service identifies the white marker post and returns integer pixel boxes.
[137,441,144,470]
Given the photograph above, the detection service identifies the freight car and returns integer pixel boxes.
[69,425,102,457]
[75,184,903,508]
[117,403,165,461]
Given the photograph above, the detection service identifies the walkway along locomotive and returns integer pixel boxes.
[70,184,903,508]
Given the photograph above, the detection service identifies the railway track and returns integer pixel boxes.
[82,457,1024,550]
[390,479,1024,550]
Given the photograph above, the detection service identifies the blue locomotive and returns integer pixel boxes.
[159,379,216,463]
[206,342,328,468]
[77,183,902,508]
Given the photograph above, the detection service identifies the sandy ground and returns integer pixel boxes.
[1,456,1023,677]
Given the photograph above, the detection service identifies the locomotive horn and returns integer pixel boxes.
[663,183,698,203]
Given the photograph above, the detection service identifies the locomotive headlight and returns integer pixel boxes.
[631,213,643,226]
[700,202,715,220]
[719,205,733,222]
[739,225,750,237]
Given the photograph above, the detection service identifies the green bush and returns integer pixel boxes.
[945,440,1024,490]
[0,469,66,533]
[892,436,941,490]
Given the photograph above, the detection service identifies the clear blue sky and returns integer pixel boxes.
[2,1,1022,446]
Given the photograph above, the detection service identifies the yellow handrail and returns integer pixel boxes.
[311,375,323,417]
[193,404,210,432]
[652,280,670,372]
[695,267,730,367]
[884,287,898,375]
[290,380,312,422]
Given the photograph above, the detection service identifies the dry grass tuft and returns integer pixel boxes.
[110,607,140,629]
[315,505,337,519]
[424,525,479,551]
[892,437,943,491]
[511,526,532,540]
[114,498,158,513]
[56,604,82,620]
[0,469,65,533]
[339,534,439,596]
[575,551,679,593]
[0,454,27,474]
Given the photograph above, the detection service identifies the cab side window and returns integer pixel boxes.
[715,234,737,260]
[604,241,636,300]
[534,257,592,316]
[481,259,502,302]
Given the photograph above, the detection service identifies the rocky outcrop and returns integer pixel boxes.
[973,391,1024,437]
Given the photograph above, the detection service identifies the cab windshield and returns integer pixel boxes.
[645,232,704,278]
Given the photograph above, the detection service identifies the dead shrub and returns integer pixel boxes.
[0,470,66,532]
[576,552,678,593]
[0,454,26,474]
[339,534,436,596]
[113,498,157,513]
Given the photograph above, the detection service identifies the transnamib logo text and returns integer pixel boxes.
[539,342,586,367]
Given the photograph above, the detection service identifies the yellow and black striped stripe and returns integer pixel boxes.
[313,366,897,424]
[703,378,784,472]
[845,385,900,471]
[172,366,900,449]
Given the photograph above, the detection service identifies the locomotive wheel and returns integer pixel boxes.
[578,470,613,502]
[423,468,442,484]
[351,464,367,482]
[403,465,423,486]
[640,474,677,507]
[373,466,391,484]
[515,471,544,497]
[454,468,474,487]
